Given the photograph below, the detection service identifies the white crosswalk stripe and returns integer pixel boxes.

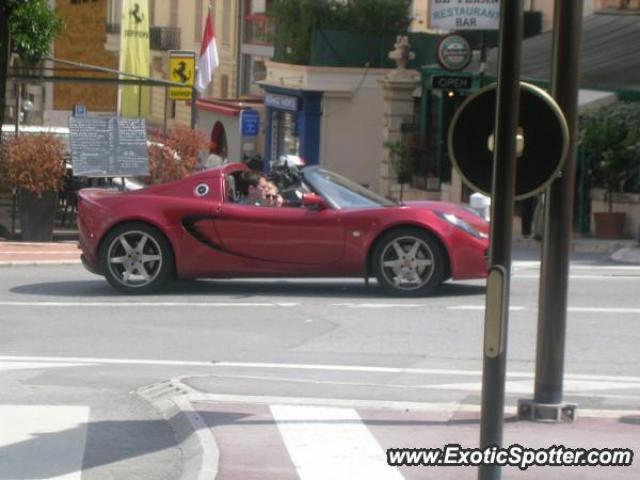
[270,405,403,480]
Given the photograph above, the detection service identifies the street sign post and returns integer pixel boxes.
[168,51,196,101]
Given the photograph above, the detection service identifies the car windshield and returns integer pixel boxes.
[303,167,398,209]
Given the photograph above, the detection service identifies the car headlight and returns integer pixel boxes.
[435,211,488,239]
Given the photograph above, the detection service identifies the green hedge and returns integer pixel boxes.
[309,29,442,69]
[272,0,412,65]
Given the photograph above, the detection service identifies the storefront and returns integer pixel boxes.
[262,87,322,170]
[196,98,265,164]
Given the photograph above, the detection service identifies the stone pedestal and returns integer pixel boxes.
[378,75,419,197]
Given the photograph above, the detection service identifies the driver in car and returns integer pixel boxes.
[237,171,284,207]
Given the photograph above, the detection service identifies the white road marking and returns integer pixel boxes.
[448,305,525,311]
[0,301,299,307]
[423,379,640,394]
[330,303,426,308]
[3,355,640,383]
[271,405,403,480]
[515,274,640,279]
[512,261,640,271]
[0,405,89,480]
[447,305,640,314]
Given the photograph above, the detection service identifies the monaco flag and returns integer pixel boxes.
[195,11,219,93]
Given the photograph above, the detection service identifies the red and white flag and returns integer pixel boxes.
[195,11,219,93]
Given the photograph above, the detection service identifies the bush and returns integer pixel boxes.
[579,102,640,209]
[272,0,412,64]
[4,133,65,195]
[146,126,208,184]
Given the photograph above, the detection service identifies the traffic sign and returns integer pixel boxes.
[169,51,195,101]
[73,104,87,117]
[241,109,260,136]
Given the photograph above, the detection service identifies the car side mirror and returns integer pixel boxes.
[301,192,327,210]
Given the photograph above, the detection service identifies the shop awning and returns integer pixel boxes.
[487,12,640,93]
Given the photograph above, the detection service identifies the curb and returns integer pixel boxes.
[611,247,640,265]
[137,378,220,480]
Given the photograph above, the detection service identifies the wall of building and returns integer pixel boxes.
[321,82,387,191]
[53,0,118,112]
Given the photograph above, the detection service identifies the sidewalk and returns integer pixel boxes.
[140,379,640,480]
[0,241,80,265]
[1,237,638,266]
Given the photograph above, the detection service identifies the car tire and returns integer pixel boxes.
[100,222,174,294]
[372,228,447,297]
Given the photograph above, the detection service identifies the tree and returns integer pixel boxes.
[0,0,62,132]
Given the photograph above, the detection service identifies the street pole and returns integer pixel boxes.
[478,1,523,479]
[191,87,197,130]
[531,0,583,417]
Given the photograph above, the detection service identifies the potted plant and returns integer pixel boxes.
[579,102,640,239]
[384,139,416,201]
[4,133,65,241]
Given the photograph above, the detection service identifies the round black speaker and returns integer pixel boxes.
[448,82,569,200]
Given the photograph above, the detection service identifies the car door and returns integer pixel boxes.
[213,203,345,265]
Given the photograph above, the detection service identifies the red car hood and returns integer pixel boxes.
[404,200,489,235]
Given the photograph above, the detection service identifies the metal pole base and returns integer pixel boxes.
[517,399,577,423]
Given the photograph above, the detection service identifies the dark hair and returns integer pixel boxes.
[237,170,265,195]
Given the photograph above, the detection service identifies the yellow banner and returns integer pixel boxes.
[119,0,150,117]
[169,51,195,101]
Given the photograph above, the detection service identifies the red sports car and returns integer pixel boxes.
[77,163,488,295]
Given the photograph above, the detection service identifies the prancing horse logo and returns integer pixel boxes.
[173,61,192,83]
[129,3,144,24]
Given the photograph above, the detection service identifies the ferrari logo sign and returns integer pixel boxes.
[169,51,195,100]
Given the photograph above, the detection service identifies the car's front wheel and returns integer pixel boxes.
[100,222,174,294]
[372,228,447,297]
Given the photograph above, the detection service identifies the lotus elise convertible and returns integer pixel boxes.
[78,163,489,295]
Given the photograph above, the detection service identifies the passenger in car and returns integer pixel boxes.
[236,171,284,207]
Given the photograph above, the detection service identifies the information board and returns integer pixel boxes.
[68,117,149,177]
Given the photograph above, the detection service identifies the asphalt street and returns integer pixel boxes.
[1,248,639,479]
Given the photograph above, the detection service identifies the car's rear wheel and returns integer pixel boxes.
[372,228,446,297]
[100,222,174,294]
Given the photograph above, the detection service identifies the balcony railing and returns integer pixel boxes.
[150,27,181,51]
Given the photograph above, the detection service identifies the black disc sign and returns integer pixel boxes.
[448,82,569,200]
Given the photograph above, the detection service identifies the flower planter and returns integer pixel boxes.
[593,211,626,239]
[19,189,58,242]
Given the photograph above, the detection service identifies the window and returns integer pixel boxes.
[220,75,229,98]
[244,0,273,45]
